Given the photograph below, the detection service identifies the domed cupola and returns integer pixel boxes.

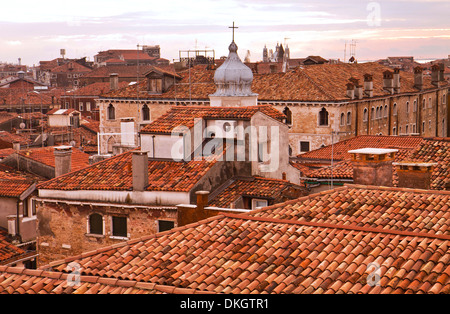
[211,40,257,97]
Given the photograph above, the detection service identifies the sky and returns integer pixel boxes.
[0,0,449,66]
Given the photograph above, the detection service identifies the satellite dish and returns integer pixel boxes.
[19,123,26,129]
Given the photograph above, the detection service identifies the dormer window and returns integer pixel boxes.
[148,78,162,94]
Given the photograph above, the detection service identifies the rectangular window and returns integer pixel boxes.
[86,102,91,111]
[300,141,310,153]
[112,216,127,238]
[252,199,268,210]
[79,102,83,111]
[158,220,175,233]
[22,200,29,217]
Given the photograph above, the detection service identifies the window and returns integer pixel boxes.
[31,199,36,216]
[405,125,409,134]
[393,103,397,115]
[443,94,447,105]
[422,121,426,134]
[393,126,397,135]
[371,107,375,120]
[423,99,426,110]
[89,213,103,235]
[376,107,379,119]
[86,102,91,112]
[384,105,388,118]
[107,104,115,120]
[158,220,175,233]
[283,107,292,125]
[340,113,345,126]
[22,201,29,218]
[252,199,268,210]
[412,124,416,134]
[429,97,432,108]
[79,102,83,112]
[300,141,310,153]
[363,108,368,122]
[142,104,150,121]
[112,216,127,238]
[347,112,351,125]
[406,101,410,113]
[413,100,417,112]
[318,108,329,126]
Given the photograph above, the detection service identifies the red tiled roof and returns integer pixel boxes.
[0,230,27,265]
[63,81,129,97]
[296,135,424,161]
[0,131,31,146]
[50,62,91,74]
[38,149,224,192]
[0,266,210,294]
[43,185,450,294]
[140,105,286,134]
[102,62,446,102]
[18,146,90,172]
[208,176,307,208]
[47,108,79,115]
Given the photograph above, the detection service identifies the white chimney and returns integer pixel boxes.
[54,146,72,177]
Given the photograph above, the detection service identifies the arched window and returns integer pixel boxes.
[107,104,115,120]
[347,112,351,125]
[340,113,345,126]
[89,213,103,235]
[393,103,397,115]
[363,108,368,122]
[371,107,375,120]
[318,108,329,126]
[283,107,292,125]
[384,105,388,117]
[423,99,426,110]
[406,101,410,113]
[142,104,150,121]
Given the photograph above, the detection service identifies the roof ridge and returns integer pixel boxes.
[343,183,450,195]
[224,212,450,241]
[297,68,336,101]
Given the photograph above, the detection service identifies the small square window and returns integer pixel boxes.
[112,216,127,238]
[300,141,310,153]
[158,220,175,233]
[252,199,268,210]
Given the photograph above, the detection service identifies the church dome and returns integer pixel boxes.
[212,41,256,97]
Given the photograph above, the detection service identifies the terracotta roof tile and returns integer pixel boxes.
[39,185,450,294]
[38,149,224,192]
[140,105,286,135]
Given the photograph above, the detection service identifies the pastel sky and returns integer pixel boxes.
[1,0,449,66]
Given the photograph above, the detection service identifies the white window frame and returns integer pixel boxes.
[252,199,268,210]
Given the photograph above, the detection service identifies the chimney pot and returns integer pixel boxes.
[196,191,210,211]
[364,74,374,98]
[383,70,394,94]
[54,146,72,177]
[393,162,436,190]
[132,151,149,191]
[110,73,119,91]
[414,66,423,90]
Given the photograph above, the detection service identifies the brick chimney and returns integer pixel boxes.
[349,148,398,187]
[132,151,149,191]
[431,64,445,87]
[393,162,437,190]
[383,70,394,95]
[393,68,401,94]
[364,74,374,98]
[110,73,119,91]
[349,78,363,99]
[196,191,210,212]
[414,66,423,90]
[54,146,72,177]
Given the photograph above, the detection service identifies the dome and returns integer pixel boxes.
[211,41,256,97]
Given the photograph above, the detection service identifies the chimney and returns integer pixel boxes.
[439,63,445,82]
[17,71,25,79]
[110,73,119,91]
[54,146,72,177]
[349,78,363,99]
[196,191,210,212]
[12,142,20,152]
[364,74,374,98]
[431,64,444,86]
[393,68,401,93]
[414,66,423,90]
[393,162,437,190]
[346,83,355,100]
[132,151,149,191]
[349,148,398,187]
[383,70,394,94]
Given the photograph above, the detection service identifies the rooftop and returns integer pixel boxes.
[40,184,450,294]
